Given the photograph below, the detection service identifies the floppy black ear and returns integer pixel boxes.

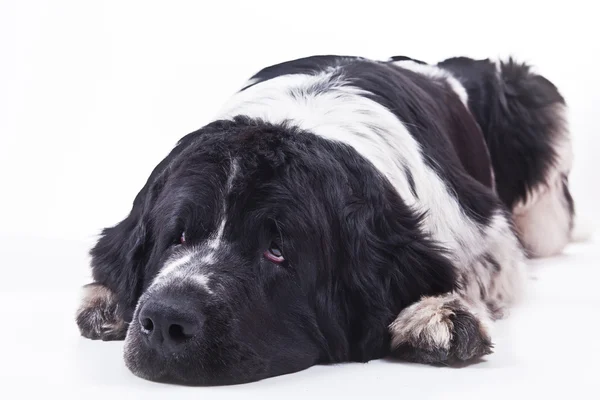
[339,183,458,362]
[90,196,150,319]
[89,164,163,319]
[88,131,201,318]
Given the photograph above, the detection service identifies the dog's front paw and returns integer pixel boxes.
[76,283,127,341]
[389,296,493,365]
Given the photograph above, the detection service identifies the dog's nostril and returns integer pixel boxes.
[138,299,202,348]
[168,323,193,343]
[141,317,154,333]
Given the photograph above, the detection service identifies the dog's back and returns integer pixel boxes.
[239,54,576,257]
[438,56,574,257]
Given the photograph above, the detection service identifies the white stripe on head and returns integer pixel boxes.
[200,253,215,265]
[206,219,226,250]
[148,158,240,293]
[189,273,213,294]
[206,159,238,250]
[156,253,192,281]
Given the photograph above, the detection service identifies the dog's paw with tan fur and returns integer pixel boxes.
[76,283,127,341]
[389,296,493,365]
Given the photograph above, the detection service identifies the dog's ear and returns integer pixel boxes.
[90,195,150,319]
[89,164,165,319]
[89,131,200,318]
[338,183,458,361]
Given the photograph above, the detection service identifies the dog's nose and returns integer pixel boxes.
[138,298,203,350]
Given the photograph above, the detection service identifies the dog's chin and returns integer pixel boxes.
[123,326,169,383]
[123,322,270,385]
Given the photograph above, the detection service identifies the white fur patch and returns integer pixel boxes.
[480,214,525,310]
[156,253,192,281]
[190,273,213,293]
[389,294,457,350]
[200,253,215,265]
[149,245,219,293]
[206,160,239,251]
[392,59,469,105]
[217,71,482,266]
[207,219,226,250]
[512,104,574,257]
[514,175,572,257]
[460,213,525,313]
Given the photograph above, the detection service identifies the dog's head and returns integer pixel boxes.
[90,117,455,384]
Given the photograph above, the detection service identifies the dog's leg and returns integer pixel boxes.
[513,172,575,258]
[389,293,492,364]
[76,283,127,341]
[390,212,525,364]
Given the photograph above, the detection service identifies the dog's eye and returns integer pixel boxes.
[264,243,284,263]
[180,231,186,245]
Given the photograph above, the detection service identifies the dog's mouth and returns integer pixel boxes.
[123,316,271,385]
[121,289,272,386]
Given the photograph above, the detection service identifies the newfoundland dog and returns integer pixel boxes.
[76,55,575,384]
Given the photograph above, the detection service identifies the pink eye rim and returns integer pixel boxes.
[180,231,186,245]
[263,243,284,263]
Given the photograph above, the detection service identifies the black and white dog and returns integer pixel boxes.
[77,55,575,384]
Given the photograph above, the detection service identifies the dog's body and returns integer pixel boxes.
[77,55,574,384]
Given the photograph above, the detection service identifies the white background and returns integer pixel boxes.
[0,0,598,398]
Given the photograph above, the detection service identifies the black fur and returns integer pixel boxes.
[243,55,353,91]
[438,56,567,209]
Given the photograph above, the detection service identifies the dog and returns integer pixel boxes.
[76,54,575,384]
